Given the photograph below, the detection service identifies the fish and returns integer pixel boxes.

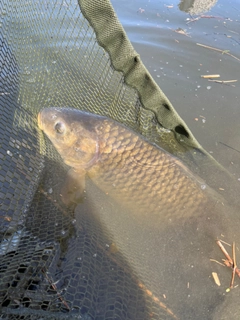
[38,107,240,319]
[37,107,224,225]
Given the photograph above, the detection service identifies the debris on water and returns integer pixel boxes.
[215,240,240,289]
[6,150,13,157]
[218,142,240,154]
[137,8,145,13]
[207,86,211,90]
[44,271,70,310]
[186,15,224,24]
[220,240,231,246]
[208,79,238,84]
[201,74,220,78]
[196,43,240,62]
[173,28,190,37]
[212,272,221,286]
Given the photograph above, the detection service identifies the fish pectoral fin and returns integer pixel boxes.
[60,168,86,206]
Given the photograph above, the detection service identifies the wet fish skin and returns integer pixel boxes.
[38,107,218,222]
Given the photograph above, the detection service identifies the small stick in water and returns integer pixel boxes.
[196,43,240,62]
[216,240,240,289]
[43,269,70,310]
[201,74,220,78]
[230,242,237,289]
[208,79,238,84]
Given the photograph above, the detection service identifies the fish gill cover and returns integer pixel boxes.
[0,0,240,319]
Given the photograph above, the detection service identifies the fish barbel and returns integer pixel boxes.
[38,107,220,223]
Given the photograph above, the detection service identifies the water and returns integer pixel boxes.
[1,1,240,319]
[112,0,240,176]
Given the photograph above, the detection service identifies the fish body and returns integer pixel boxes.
[38,107,240,319]
[38,107,219,224]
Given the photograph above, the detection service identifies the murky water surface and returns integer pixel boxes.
[112,0,240,176]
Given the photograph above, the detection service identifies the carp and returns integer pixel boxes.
[38,107,240,319]
[37,107,224,225]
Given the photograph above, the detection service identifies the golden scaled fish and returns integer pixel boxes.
[37,107,221,224]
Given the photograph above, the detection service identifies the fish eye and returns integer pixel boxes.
[54,122,65,134]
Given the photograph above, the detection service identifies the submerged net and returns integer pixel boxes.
[1,0,240,319]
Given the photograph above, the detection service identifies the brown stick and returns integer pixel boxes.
[43,270,70,310]
[201,74,220,78]
[208,79,238,84]
[216,240,240,279]
[186,15,225,24]
[230,242,237,288]
[217,240,233,265]
[196,43,240,62]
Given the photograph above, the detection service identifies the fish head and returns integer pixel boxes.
[38,107,100,170]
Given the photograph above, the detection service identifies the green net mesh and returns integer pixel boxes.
[1,0,240,319]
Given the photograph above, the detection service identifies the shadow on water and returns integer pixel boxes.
[0,157,158,320]
[81,177,240,320]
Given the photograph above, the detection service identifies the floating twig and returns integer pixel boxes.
[217,240,233,265]
[219,240,231,247]
[201,74,220,78]
[218,142,240,154]
[212,272,221,286]
[230,242,237,289]
[210,259,225,267]
[43,270,70,310]
[186,15,225,24]
[196,43,240,62]
[216,240,240,289]
[209,79,237,83]
[0,215,12,222]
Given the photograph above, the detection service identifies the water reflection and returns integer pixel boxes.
[179,0,218,14]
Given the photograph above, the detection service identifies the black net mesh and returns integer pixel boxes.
[1,0,240,319]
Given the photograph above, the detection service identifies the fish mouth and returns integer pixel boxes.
[37,112,43,130]
[84,140,100,169]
